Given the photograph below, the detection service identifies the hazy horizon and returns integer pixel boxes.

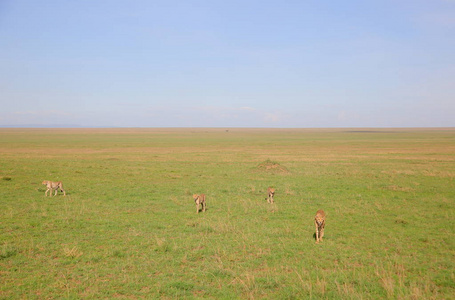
[1,124,453,130]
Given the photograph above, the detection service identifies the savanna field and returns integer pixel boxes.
[0,128,454,299]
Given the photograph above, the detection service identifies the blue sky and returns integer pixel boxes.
[1,0,454,127]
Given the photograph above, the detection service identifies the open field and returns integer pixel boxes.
[1,128,454,299]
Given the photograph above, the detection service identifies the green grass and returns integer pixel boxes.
[0,128,454,299]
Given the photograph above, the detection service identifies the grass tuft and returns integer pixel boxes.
[63,246,83,258]
[0,244,17,260]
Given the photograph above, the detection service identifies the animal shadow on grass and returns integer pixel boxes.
[38,187,70,196]
[312,233,330,242]
[197,207,208,213]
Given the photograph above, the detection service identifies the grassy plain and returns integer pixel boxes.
[0,128,454,299]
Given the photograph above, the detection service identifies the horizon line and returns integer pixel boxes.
[1,125,454,130]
